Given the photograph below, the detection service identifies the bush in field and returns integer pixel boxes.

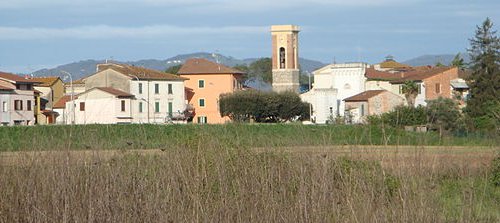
[367,105,427,127]
[219,90,310,122]
[491,155,500,187]
[426,97,464,135]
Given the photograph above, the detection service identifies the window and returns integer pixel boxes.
[154,83,159,94]
[417,84,422,94]
[27,100,32,111]
[199,98,205,107]
[336,100,341,116]
[138,83,143,94]
[197,116,207,124]
[139,102,143,113]
[80,102,85,111]
[168,102,173,117]
[168,84,173,94]
[360,104,365,116]
[198,80,205,88]
[121,100,126,112]
[155,102,160,113]
[435,83,441,94]
[2,101,7,112]
[279,47,286,69]
[14,100,22,111]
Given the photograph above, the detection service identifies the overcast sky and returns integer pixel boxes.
[1,0,499,73]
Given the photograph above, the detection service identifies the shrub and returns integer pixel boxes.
[368,105,427,128]
[490,155,500,187]
[219,90,310,123]
[426,97,464,135]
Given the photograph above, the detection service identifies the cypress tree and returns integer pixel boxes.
[465,18,500,129]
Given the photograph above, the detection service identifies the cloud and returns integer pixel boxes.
[0,0,414,10]
[0,25,269,40]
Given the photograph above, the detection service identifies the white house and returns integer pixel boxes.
[301,88,338,124]
[65,87,134,124]
[310,63,367,117]
[80,63,189,124]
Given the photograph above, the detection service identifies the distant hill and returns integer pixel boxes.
[32,52,327,81]
[403,53,470,67]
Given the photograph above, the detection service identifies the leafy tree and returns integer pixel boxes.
[426,97,463,136]
[450,53,466,69]
[219,90,309,123]
[165,64,183,75]
[465,17,500,130]
[248,58,272,83]
[401,81,419,107]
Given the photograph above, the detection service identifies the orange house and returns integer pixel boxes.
[178,58,244,124]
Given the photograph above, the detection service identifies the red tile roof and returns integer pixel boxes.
[53,95,73,109]
[390,66,454,84]
[95,87,134,98]
[31,77,61,87]
[0,71,40,83]
[0,80,15,90]
[365,68,401,80]
[97,63,187,81]
[344,90,386,102]
[177,58,245,75]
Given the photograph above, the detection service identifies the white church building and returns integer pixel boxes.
[301,63,367,124]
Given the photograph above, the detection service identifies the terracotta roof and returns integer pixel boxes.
[53,95,73,109]
[390,66,454,84]
[344,90,386,102]
[177,58,245,75]
[365,68,401,80]
[0,80,15,90]
[97,63,187,81]
[0,71,40,83]
[31,77,61,87]
[95,87,134,98]
[379,60,411,69]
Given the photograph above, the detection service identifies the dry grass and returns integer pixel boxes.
[1,125,498,222]
[1,144,499,222]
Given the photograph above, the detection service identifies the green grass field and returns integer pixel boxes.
[0,124,497,151]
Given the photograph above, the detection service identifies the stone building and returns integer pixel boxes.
[344,90,404,124]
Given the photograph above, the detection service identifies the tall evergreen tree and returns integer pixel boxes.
[465,18,500,129]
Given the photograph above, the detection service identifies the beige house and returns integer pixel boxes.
[61,63,189,124]
[32,77,64,124]
[65,78,87,95]
[65,87,134,124]
[344,90,404,124]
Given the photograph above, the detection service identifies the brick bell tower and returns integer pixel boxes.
[271,25,300,93]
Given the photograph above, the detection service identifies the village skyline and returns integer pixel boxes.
[1,0,499,73]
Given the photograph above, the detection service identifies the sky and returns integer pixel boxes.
[0,0,499,73]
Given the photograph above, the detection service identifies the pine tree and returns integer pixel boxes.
[465,18,500,129]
